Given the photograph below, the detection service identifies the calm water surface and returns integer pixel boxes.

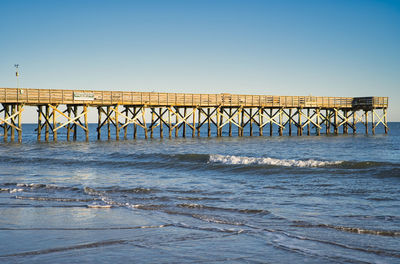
[0,123,399,263]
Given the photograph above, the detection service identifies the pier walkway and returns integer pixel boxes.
[0,88,388,142]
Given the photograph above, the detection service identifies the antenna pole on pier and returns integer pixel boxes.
[14,64,20,89]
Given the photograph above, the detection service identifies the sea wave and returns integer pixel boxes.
[209,154,342,168]
[293,221,400,237]
[176,203,270,215]
[1,152,397,173]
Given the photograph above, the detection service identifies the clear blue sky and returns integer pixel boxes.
[1,0,399,120]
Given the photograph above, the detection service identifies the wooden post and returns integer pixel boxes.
[168,106,172,138]
[3,104,8,142]
[84,105,89,141]
[288,109,292,136]
[52,105,57,141]
[384,108,388,134]
[229,108,233,137]
[249,108,253,136]
[316,108,320,136]
[279,108,283,136]
[236,108,240,136]
[150,107,155,138]
[73,106,78,141]
[270,108,273,136]
[365,110,368,135]
[17,104,22,142]
[207,108,211,137]
[237,108,242,137]
[220,107,224,137]
[143,106,148,139]
[10,105,15,141]
[175,107,179,138]
[343,110,348,134]
[67,106,71,141]
[334,109,338,135]
[182,107,187,138]
[37,106,42,141]
[192,107,195,138]
[45,105,49,141]
[307,108,310,136]
[353,111,357,134]
[124,106,128,140]
[217,107,221,137]
[297,108,302,136]
[326,109,329,135]
[115,105,120,140]
[97,106,101,140]
[259,107,263,136]
[371,109,375,135]
[197,108,201,137]
[240,107,244,136]
[133,107,137,139]
[160,107,164,138]
[106,106,110,140]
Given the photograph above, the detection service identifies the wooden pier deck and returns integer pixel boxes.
[0,87,388,142]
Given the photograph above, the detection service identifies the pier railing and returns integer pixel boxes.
[0,88,388,109]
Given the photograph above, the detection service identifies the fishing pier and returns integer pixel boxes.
[0,88,388,142]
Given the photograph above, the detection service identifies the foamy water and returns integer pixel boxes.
[209,154,342,167]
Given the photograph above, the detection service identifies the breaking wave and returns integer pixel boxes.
[209,154,342,168]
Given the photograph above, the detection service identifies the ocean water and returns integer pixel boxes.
[0,123,399,263]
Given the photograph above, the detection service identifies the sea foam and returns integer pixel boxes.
[209,154,341,168]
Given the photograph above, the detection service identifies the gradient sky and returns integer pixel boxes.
[1,0,399,121]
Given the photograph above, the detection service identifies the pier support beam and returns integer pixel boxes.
[11,105,15,141]
[259,107,263,136]
[196,108,201,137]
[343,110,348,134]
[316,108,321,136]
[258,108,282,136]
[160,108,164,138]
[270,108,273,136]
[115,105,120,140]
[217,107,222,137]
[297,108,303,136]
[370,108,389,135]
[45,104,89,142]
[248,108,252,136]
[97,105,148,140]
[325,110,330,135]
[334,108,338,135]
[289,109,292,136]
[169,106,196,138]
[2,104,9,142]
[372,109,375,135]
[307,109,310,136]
[37,106,42,141]
[384,108,388,134]
[0,100,390,142]
[279,108,283,136]
[197,107,217,137]
[97,107,102,140]
[1,104,24,142]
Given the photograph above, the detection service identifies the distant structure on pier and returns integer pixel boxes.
[0,87,388,142]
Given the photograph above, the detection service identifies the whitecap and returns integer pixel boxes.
[87,204,112,209]
[9,188,24,193]
[209,154,342,168]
